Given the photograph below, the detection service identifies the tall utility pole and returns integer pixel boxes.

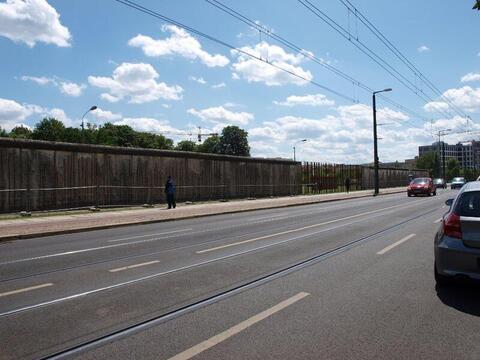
[372,88,392,195]
[436,129,451,179]
[293,139,307,162]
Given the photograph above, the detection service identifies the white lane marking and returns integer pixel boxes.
[108,229,192,243]
[197,201,425,254]
[109,260,159,273]
[167,292,310,360]
[434,218,442,224]
[377,234,416,255]
[0,218,361,317]
[0,283,53,298]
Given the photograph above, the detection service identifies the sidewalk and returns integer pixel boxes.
[0,187,405,241]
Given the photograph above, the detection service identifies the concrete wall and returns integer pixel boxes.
[0,138,301,213]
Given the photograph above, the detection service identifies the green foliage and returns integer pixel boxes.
[218,125,250,157]
[10,126,33,139]
[446,158,461,180]
[175,140,198,152]
[415,151,440,177]
[32,118,66,142]
[0,127,8,137]
[474,0,480,10]
[134,131,174,150]
[96,123,136,147]
[197,135,220,154]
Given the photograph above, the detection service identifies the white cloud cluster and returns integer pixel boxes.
[91,108,122,121]
[231,41,313,86]
[417,45,430,53]
[88,62,183,104]
[188,106,254,127]
[273,93,335,107]
[189,76,207,84]
[423,101,450,113]
[0,0,71,47]
[113,117,182,136]
[0,97,74,130]
[212,82,226,89]
[21,75,86,97]
[423,86,480,113]
[128,25,229,67]
[461,72,480,83]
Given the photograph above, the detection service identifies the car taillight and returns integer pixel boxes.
[443,212,462,239]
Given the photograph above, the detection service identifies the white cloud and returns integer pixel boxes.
[20,75,55,86]
[113,117,182,135]
[161,104,171,109]
[187,106,254,126]
[88,62,183,104]
[189,76,207,84]
[461,72,480,83]
[443,86,480,112]
[21,75,86,97]
[212,82,226,89]
[128,25,229,67]
[0,0,71,47]
[91,108,122,121]
[231,41,313,86]
[273,93,335,107]
[417,45,430,53]
[59,82,86,97]
[423,101,450,113]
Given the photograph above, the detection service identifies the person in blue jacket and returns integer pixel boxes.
[164,175,176,209]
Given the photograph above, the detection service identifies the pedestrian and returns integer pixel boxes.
[165,175,176,209]
[345,177,351,193]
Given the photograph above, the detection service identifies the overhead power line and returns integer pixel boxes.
[204,0,434,130]
[338,0,472,122]
[297,0,463,122]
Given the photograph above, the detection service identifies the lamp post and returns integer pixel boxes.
[293,139,307,162]
[372,88,392,195]
[81,105,97,131]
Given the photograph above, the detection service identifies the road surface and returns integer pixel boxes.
[1,189,479,359]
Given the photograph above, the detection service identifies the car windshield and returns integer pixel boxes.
[454,191,480,217]
[412,178,428,184]
[453,177,465,182]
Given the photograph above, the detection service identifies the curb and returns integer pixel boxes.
[0,189,405,242]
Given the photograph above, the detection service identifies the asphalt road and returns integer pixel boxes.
[1,189,479,359]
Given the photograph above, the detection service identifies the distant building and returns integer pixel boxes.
[418,141,480,170]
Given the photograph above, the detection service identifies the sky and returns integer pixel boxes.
[0,0,479,164]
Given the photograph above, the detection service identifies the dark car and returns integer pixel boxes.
[451,177,466,190]
[433,178,446,189]
[407,177,436,197]
[434,181,480,285]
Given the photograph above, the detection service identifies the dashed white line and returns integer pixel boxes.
[109,260,160,273]
[377,234,416,255]
[0,283,53,298]
[168,292,310,360]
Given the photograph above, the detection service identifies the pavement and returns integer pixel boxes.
[0,187,405,241]
[2,188,479,360]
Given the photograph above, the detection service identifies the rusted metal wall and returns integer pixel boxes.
[0,138,301,213]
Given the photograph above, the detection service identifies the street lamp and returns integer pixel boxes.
[293,139,307,162]
[372,88,392,195]
[81,105,97,131]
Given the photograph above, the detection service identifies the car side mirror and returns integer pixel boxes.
[445,199,453,206]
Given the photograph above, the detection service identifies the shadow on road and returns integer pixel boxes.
[436,282,480,317]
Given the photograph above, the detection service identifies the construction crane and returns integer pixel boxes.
[161,126,218,143]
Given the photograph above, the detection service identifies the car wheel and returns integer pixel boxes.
[435,262,452,286]
[433,191,437,196]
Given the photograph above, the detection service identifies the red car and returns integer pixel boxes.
[407,177,436,197]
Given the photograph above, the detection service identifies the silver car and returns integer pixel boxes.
[434,181,480,285]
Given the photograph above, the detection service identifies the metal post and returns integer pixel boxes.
[293,146,296,162]
[373,93,379,195]
[442,141,446,179]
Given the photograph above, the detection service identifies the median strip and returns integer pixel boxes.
[0,283,53,298]
[109,260,160,273]
[377,234,416,255]
[168,292,310,360]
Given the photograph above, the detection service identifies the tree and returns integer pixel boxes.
[446,158,461,180]
[197,135,220,154]
[0,127,7,137]
[218,126,250,157]
[32,118,66,142]
[9,126,32,139]
[175,140,198,152]
[96,123,136,147]
[415,151,440,177]
[474,0,480,10]
[134,132,174,150]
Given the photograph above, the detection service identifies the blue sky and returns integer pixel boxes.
[0,0,479,163]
